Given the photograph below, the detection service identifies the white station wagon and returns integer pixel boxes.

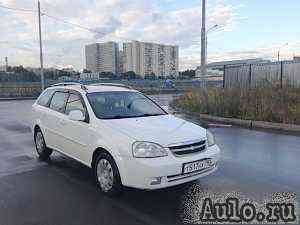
[32,83,220,196]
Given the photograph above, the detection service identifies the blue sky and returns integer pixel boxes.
[216,0,300,51]
[0,0,300,70]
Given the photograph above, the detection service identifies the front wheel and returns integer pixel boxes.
[34,129,52,160]
[94,153,123,196]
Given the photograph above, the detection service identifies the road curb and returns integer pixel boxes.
[199,114,252,127]
[173,107,300,133]
[198,114,300,133]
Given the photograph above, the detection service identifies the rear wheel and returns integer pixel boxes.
[94,153,123,196]
[34,129,52,160]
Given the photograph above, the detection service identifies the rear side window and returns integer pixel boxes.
[49,92,69,113]
[65,94,85,115]
[37,89,55,107]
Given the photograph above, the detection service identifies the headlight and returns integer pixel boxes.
[206,130,216,147]
[132,142,168,158]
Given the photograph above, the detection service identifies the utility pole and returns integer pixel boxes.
[5,57,8,72]
[200,0,207,78]
[38,0,45,90]
[277,43,288,62]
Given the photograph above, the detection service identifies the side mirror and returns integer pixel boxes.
[162,105,175,115]
[68,110,85,121]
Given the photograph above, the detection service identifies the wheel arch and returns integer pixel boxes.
[32,118,43,135]
[91,147,111,168]
[34,125,41,134]
[91,147,124,184]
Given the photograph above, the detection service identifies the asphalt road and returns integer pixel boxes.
[0,99,299,225]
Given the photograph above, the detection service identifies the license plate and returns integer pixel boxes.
[183,159,212,174]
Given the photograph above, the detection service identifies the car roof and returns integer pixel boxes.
[46,83,138,94]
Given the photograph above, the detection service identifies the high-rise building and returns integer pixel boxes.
[123,41,179,78]
[123,42,133,72]
[118,50,125,74]
[85,42,119,74]
[5,57,8,72]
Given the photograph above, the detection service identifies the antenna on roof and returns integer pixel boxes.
[80,84,88,91]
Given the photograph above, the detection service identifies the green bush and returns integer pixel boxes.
[171,85,300,125]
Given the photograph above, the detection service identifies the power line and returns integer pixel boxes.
[38,1,45,90]
[0,3,107,36]
[42,13,133,42]
[42,13,107,36]
[0,3,130,41]
[0,4,36,13]
[39,1,127,40]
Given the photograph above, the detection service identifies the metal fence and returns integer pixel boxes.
[223,61,300,88]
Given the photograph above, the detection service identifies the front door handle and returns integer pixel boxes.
[59,119,67,126]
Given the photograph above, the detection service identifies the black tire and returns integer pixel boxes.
[34,128,53,160]
[94,152,123,196]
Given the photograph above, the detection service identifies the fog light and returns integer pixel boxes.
[207,159,214,166]
[150,177,162,185]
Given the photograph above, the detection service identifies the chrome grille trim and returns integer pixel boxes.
[168,140,206,156]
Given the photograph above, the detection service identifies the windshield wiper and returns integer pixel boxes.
[104,113,164,119]
[137,113,165,117]
[104,115,141,119]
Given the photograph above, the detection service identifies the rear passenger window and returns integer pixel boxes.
[49,92,68,113]
[65,94,85,115]
[37,89,55,107]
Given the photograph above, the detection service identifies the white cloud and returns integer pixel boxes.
[0,0,245,70]
[178,41,300,70]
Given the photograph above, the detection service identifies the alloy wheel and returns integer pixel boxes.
[97,159,114,192]
[35,132,44,154]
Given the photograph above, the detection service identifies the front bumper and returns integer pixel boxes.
[120,144,221,190]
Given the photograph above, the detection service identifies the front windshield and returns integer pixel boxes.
[87,91,167,119]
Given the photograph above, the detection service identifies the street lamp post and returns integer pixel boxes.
[205,24,218,65]
[200,0,206,78]
[277,43,288,62]
[38,1,45,90]
[198,24,218,81]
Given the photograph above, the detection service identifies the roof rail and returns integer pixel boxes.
[90,83,133,89]
[51,82,88,92]
[51,82,81,87]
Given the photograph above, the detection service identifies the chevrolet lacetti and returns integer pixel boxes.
[32,83,221,196]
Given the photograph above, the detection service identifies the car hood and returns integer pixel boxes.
[102,115,207,147]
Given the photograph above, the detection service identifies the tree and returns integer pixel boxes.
[179,69,195,79]
[145,73,156,80]
[1,66,40,82]
[122,71,141,80]
[83,69,91,73]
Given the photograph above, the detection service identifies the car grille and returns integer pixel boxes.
[168,140,206,156]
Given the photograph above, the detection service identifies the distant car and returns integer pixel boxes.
[32,83,220,196]
[164,79,174,88]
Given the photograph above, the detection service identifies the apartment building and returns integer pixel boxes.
[118,50,125,74]
[123,41,179,78]
[85,42,119,74]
